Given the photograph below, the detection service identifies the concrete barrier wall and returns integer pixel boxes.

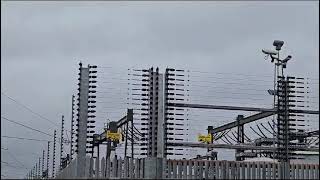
[165,159,319,179]
[55,157,319,179]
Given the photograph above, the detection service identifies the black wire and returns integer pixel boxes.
[1,92,60,128]
[249,126,265,138]
[5,149,27,169]
[187,70,274,78]
[260,123,274,135]
[256,124,268,138]
[2,136,52,142]
[1,162,28,170]
[189,75,274,83]
[1,117,53,137]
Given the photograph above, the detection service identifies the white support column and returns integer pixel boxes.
[76,66,90,177]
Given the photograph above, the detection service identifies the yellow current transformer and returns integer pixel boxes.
[197,133,213,143]
[106,129,122,142]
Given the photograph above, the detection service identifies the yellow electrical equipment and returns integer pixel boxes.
[106,130,122,142]
[197,133,213,143]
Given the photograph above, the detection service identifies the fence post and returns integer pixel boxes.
[236,161,240,180]
[124,157,128,178]
[316,164,319,180]
[306,164,310,180]
[106,158,110,178]
[216,161,220,179]
[204,161,209,179]
[225,161,229,179]
[183,160,188,179]
[134,158,139,178]
[291,164,295,179]
[208,161,213,179]
[312,164,316,179]
[199,161,204,179]
[294,164,299,180]
[112,157,117,178]
[221,161,226,179]
[256,162,260,179]
[301,164,305,179]
[96,157,100,178]
[129,157,134,178]
[188,160,193,179]
[195,161,200,179]
[167,160,172,179]
[173,160,177,179]
[272,163,276,179]
[277,162,281,179]
[84,156,91,178]
[246,162,251,179]
[118,157,122,178]
[141,158,144,178]
[241,162,245,180]
[252,162,256,180]
[101,157,105,178]
[178,161,182,179]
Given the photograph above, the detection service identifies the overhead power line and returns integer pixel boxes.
[1,116,53,137]
[1,136,52,142]
[5,149,26,169]
[1,92,60,127]
[1,162,28,170]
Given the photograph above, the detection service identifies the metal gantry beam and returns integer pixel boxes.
[168,103,276,112]
[209,111,276,134]
[167,142,319,151]
[168,103,319,114]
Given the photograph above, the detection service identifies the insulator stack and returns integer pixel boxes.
[42,150,44,178]
[87,65,97,155]
[38,157,41,178]
[46,141,50,178]
[164,68,188,158]
[70,95,75,163]
[52,130,57,178]
[276,76,309,162]
[59,115,65,170]
[127,68,153,157]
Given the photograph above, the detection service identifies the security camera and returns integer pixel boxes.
[262,49,278,56]
[273,40,284,51]
[282,55,292,63]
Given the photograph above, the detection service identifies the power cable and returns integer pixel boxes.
[1,136,52,142]
[1,92,60,127]
[1,117,53,137]
[5,149,26,168]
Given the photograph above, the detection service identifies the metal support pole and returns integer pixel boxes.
[70,95,75,163]
[76,63,90,177]
[236,115,244,161]
[124,121,128,157]
[47,141,50,178]
[42,150,44,178]
[35,163,38,178]
[38,157,41,178]
[130,109,134,159]
[52,130,57,178]
[60,115,65,170]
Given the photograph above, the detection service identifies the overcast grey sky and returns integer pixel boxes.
[1,1,319,179]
